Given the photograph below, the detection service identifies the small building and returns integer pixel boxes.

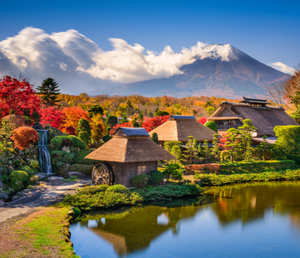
[149,115,219,144]
[85,127,174,187]
[208,97,298,137]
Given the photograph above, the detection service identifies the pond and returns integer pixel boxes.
[70,181,300,257]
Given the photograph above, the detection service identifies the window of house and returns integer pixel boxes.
[137,165,147,174]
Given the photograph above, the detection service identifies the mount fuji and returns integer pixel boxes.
[94,44,290,98]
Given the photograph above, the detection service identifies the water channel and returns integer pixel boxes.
[70,181,300,257]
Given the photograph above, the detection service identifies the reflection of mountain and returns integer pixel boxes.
[206,181,300,225]
[82,197,211,256]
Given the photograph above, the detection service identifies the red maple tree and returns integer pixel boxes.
[39,106,64,129]
[198,117,207,125]
[141,115,170,132]
[0,76,41,117]
[110,122,133,135]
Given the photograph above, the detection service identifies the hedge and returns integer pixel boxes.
[194,169,300,186]
[185,160,296,174]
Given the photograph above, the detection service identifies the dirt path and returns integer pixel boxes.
[0,178,92,225]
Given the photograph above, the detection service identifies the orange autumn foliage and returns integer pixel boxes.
[11,126,39,150]
[61,106,90,133]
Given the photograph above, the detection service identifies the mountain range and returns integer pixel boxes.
[92,44,290,98]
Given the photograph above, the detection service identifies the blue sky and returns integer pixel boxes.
[0,0,299,93]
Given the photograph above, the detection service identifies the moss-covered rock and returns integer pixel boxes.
[54,161,69,175]
[68,135,86,149]
[9,170,30,191]
[74,150,98,165]
[69,164,94,175]
[60,153,75,163]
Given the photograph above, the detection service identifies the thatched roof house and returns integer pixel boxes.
[208,97,298,137]
[85,127,174,187]
[149,115,218,143]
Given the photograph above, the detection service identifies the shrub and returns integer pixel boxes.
[74,150,98,165]
[11,126,39,150]
[98,184,109,192]
[164,141,182,153]
[204,121,218,133]
[60,153,75,163]
[17,165,36,176]
[163,163,183,181]
[131,174,149,188]
[78,131,90,146]
[69,164,94,175]
[67,135,86,149]
[79,186,106,195]
[9,170,30,191]
[106,184,130,195]
[148,170,164,184]
[30,175,39,184]
[103,135,112,142]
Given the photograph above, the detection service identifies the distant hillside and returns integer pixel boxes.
[92,44,290,98]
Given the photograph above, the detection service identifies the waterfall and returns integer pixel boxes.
[37,129,52,174]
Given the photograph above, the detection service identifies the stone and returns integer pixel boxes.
[0,192,9,201]
[12,195,19,201]
[0,199,5,207]
[68,172,84,179]
[36,173,48,181]
[0,179,4,191]
[47,176,64,186]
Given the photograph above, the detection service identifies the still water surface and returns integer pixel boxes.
[70,181,300,258]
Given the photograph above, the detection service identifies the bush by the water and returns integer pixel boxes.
[17,165,37,177]
[194,169,300,186]
[9,170,30,191]
[63,183,203,210]
[106,184,131,195]
[50,135,86,150]
[131,174,149,188]
[148,170,164,184]
[132,184,203,202]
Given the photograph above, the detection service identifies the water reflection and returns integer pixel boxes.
[70,181,300,257]
[78,196,211,256]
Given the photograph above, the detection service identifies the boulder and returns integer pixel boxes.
[47,176,64,186]
[32,122,43,130]
[12,195,19,201]
[0,192,9,201]
[36,173,48,181]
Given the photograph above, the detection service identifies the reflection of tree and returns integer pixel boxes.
[82,197,211,256]
[206,181,300,226]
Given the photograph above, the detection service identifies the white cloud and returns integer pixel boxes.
[270,62,295,75]
[0,27,244,93]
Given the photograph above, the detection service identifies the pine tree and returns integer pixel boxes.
[211,134,221,162]
[36,77,61,106]
[151,132,159,144]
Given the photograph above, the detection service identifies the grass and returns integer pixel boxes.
[0,207,79,258]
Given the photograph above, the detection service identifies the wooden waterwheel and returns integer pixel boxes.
[92,162,114,185]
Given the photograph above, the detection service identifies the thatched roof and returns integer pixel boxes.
[85,127,174,162]
[208,101,298,136]
[149,115,219,142]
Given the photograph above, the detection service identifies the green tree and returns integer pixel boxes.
[203,140,211,163]
[77,118,91,145]
[139,112,144,123]
[155,110,169,116]
[211,134,221,162]
[36,77,61,106]
[164,141,182,153]
[151,132,159,144]
[107,115,118,128]
[256,136,272,160]
[204,121,218,133]
[181,136,199,165]
[163,163,182,182]
[88,105,103,118]
[171,145,181,163]
[238,119,256,161]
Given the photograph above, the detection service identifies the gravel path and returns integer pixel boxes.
[0,178,92,224]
